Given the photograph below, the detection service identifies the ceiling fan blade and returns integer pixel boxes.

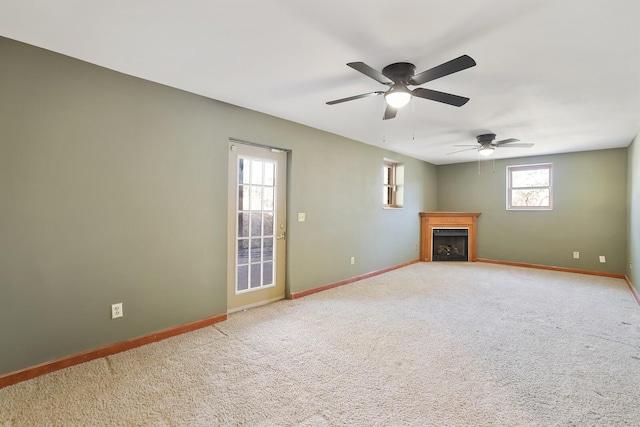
[452,144,480,147]
[326,91,384,105]
[412,88,470,107]
[410,55,476,86]
[495,138,520,145]
[347,62,393,85]
[496,143,535,148]
[446,147,478,155]
[383,104,397,120]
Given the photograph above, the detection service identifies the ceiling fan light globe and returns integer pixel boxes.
[479,147,494,156]
[385,90,412,108]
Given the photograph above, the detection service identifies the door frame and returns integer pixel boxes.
[226,139,289,313]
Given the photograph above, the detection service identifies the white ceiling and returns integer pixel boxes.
[1,0,639,165]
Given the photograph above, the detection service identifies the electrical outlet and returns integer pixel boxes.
[573,252,579,259]
[111,303,123,319]
[414,244,419,251]
[297,212,305,222]
[599,256,606,263]
[350,257,355,265]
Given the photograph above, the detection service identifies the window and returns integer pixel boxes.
[383,160,404,208]
[507,163,552,210]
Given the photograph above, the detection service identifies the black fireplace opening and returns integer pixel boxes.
[432,229,468,261]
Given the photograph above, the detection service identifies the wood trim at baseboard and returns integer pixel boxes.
[477,258,626,279]
[290,259,420,300]
[625,276,640,306]
[0,313,227,389]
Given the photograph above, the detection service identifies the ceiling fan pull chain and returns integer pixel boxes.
[381,98,386,143]
[412,98,415,141]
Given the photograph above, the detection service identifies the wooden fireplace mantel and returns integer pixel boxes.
[419,212,481,262]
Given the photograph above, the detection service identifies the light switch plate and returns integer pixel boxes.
[298,213,305,222]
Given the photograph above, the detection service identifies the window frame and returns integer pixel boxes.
[383,161,397,208]
[383,160,404,209]
[506,163,553,211]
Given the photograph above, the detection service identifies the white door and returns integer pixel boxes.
[227,142,287,312]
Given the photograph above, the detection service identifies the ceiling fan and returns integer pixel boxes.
[448,134,534,156]
[326,55,476,120]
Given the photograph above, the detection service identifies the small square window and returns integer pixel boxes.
[507,163,552,210]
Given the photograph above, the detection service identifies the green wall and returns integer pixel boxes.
[437,149,628,274]
[628,133,639,291]
[0,37,436,376]
[1,34,635,378]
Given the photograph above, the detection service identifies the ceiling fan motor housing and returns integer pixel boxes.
[476,134,497,144]
[381,62,416,84]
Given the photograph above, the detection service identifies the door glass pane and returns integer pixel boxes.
[251,212,262,236]
[238,212,249,237]
[250,263,261,288]
[263,187,274,211]
[237,239,249,264]
[235,155,279,294]
[238,158,250,185]
[250,186,262,210]
[250,238,261,263]
[263,262,273,286]
[237,265,249,291]
[264,213,274,235]
[263,237,273,261]
[264,162,275,186]
[238,185,249,210]
[251,160,263,185]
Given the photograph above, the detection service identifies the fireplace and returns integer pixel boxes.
[419,212,480,262]
[432,229,468,261]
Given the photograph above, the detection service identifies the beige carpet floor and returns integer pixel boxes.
[1,262,639,426]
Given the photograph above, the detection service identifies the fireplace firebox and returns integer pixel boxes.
[432,229,468,261]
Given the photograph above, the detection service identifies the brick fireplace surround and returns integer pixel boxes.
[419,212,481,262]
